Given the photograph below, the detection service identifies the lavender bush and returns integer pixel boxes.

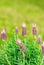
[0,23,44,65]
[0,36,42,65]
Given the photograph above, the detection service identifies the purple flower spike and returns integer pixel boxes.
[32,29,38,35]
[42,42,44,54]
[20,44,23,51]
[22,29,26,36]
[15,27,19,34]
[20,44,26,52]
[38,35,42,43]
[1,29,7,40]
[22,23,26,36]
[32,23,38,35]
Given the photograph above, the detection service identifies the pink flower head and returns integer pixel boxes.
[42,42,44,53]
[16,39,21,45]
[1,29,6,34]
[32,23,36,28]
[1,29,7,40]
[15,27,19,33]
[38,35,42,43]
[22,23,26,29]
[22,29,26,36]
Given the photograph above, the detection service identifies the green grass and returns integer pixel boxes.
[0,0,44,38]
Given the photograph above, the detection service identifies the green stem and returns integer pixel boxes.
[40,55,44,65]
[22,52,25,65]
[5,54,11,65]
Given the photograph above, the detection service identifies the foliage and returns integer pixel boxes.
[0,35,42,65]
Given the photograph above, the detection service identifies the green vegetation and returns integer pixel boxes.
[0,34,42,65]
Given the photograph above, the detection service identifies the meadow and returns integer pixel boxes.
[0,0,44,65]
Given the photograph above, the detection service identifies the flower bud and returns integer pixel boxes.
[22,23,26,36]
[20,44,26,52]
[32,23,36,29]
[32,23,38,35]
[38,35,42,43]
[22,23,26,29]
[1,29,7,40]
[16,39,21,45]
[32,28,38,35]
[15,27,19,34]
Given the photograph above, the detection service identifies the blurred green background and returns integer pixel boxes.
[0,0,44,39]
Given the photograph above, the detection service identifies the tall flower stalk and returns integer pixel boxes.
[38,35,42,44]
[16,38,26,65]
[22,23,26,37]
[32,23,38,40]
[1,29,7,41]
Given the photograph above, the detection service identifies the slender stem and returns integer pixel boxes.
[40,55,44,65]
[5,54,11,65]
[22,52,25,65]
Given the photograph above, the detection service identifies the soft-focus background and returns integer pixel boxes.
[0,0,44,38]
